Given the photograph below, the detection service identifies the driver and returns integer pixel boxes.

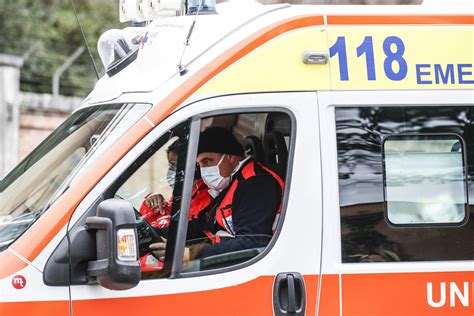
[150,127,284,262]
[140,140,211,227]
[139,139,212,271]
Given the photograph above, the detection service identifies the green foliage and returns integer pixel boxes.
[0,0,123,97]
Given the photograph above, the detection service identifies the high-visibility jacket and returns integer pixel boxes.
[189,179,213,220]
[206,160,284,244]
[139,179,212,228]
[139,179,212,271]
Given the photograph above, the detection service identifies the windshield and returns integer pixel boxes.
[0,103,150,252]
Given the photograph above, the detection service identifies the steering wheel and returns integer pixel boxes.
[136,215,164,258]
[114,194,163,258]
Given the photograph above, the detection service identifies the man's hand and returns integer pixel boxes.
[183,247,190,262]
[149,238,167,261]
[145,193,166,213]
[149,238,190,262]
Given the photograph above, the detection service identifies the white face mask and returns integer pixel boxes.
[200,154,231,192]
[166,169,176,189]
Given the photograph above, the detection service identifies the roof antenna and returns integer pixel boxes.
[177,0,205,76]
[69,0,100,79]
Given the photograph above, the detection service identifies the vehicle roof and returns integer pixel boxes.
[83,1,473,106]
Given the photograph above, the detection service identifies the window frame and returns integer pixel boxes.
[381,133,470,228]
[104,119,192,278]
[174,106,297,279]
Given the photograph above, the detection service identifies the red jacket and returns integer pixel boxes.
[139,179,212,271]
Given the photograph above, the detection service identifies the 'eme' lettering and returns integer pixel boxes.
[416,63,474,85]
[434,64,455,84]
[416,64,432,84]
[458,64,474,84]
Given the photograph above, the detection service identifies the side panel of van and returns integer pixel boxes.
[318,90,474,316]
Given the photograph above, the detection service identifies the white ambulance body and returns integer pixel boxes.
[0,2,473,315]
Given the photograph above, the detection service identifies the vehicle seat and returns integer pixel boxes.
[244,136,265,163]
[263,130,288,179]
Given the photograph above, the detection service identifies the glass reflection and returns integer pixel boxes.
[336,106,474,263]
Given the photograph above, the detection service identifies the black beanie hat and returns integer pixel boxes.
[198,127,244,156]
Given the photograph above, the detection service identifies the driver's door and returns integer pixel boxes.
[68,92,321,316]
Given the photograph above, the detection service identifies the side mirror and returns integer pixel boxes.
[86,198,140,290]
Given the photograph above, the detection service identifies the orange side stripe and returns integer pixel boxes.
[72,275,316,316]
[327,15,474,25]
[0,300,69,316]
[1,272,472,315]
[0,251,28,280]
[342,270,474,316]
[318,274,340,316]
[305,274,319,316]
[146,15,324,124]
[74,276,278,315]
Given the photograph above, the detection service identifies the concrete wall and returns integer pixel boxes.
[18,92,81,161]
[0,54,23,178]
[17,110,69,162]
[0,61,81,179]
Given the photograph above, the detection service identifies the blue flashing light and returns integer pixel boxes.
[187,0,217,15]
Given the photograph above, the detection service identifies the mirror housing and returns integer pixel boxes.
[86,199,140,290]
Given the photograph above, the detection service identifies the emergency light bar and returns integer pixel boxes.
[119,0,216,22]
[187,0,216,15]
[120,0,184,22]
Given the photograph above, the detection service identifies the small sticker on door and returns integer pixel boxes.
[12,275,26,289]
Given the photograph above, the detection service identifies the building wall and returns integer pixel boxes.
[16,92,81,163]
[18,110,69,161]
[0,54,22,178]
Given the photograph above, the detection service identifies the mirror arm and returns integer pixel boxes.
[85,216,113,277]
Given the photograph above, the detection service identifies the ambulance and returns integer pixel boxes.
[0,1,473,315]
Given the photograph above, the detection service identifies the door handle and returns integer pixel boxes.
[273,272,306,316]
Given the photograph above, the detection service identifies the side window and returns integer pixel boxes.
[336,106,474,263]
[383,135,467,225]
[110,111,292,278]
[108,121,190,279]
[180,112,291,273]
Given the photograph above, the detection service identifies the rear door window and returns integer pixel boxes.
[335,106,474,263]
[383,135,467,225]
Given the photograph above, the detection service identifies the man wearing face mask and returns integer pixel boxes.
[151,127,284,261]
[140,141,179,228]
[142,139,212,227]
[140,139,212,271]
